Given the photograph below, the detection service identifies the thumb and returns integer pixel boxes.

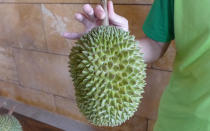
[107,1,128,30]
[107,0,115,17]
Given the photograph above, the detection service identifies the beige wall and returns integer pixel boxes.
[0,0,176,130]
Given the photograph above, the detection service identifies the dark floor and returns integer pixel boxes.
[0,108,63,131]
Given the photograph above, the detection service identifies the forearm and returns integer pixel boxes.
[137,37,169,63]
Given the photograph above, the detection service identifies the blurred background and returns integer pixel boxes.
[0,0,176,130]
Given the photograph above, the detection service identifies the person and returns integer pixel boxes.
[63,0,210,130]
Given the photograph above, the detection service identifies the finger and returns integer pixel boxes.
[108,1,128,27]
[83,4,95,21]
[75,13,85,23]
[108,1,115,16]
[75,13,92,27]
[63,32,84,40]
[94,5,106,20]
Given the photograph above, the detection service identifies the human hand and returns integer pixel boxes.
[63,1,129,40]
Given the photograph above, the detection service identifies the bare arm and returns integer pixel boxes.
[138,37,170,63]
[63,1,170,63]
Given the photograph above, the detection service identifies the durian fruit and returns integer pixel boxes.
[0,103,22,131]
[69,0,146,127]
[0,114,22,131]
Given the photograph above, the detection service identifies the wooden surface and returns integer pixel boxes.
[0,108,63,131]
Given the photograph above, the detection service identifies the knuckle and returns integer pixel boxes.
[83,4,90,9]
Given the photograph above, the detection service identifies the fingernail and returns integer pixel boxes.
[87,9,94,16]
[96,5,105,19]
[84,4,93,15]
[96,5,103,11]
[63,32,70,37]
[75,13,83,21]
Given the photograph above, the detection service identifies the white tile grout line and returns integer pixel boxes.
[0,96,95,131]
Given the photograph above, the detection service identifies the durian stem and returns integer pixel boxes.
[101,0,109,26]
[8,106,16,115]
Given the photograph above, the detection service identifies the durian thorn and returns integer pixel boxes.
[8,106,16,115]
[101,0,109,26]
[0,101,7,109]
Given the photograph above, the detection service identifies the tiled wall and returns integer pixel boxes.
[0,0,176,130]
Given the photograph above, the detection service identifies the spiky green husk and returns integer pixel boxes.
[0,115,22,131]
[69,26,146,127]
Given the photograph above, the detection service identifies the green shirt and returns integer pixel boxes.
[143,0,210,131]
[143,0,174,42]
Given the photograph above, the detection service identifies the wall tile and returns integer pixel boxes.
[0,0,89,3]
[95,116,147,131]
[136,69,171,120]
[91,0,153,4]
[0,46,18,83]
[54,96,87,122]
[0,81,55,112]
[0,4,47,50]
[148,120,156,131]
[41,4,85,55]
[15,87,56,112]
[0,0,153,4]
[13,48,75,99]
[152,42,176,71]
[42,4,150,55]
[0,80,17,98]
[107,116,147,131]
[114,5,151,38]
